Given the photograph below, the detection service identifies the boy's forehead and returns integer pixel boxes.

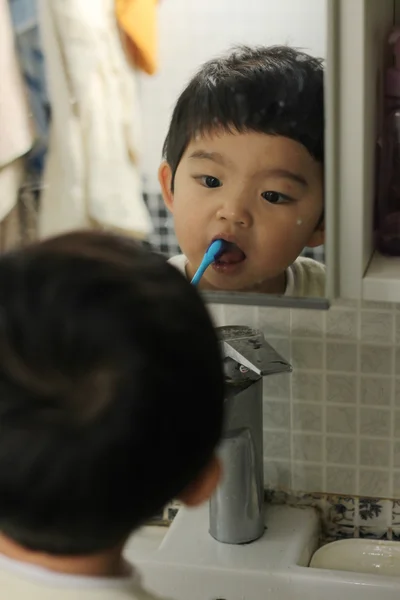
[183,130,322,178]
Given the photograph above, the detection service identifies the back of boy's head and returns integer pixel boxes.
[0,231,224,555]
[163,45,324,186]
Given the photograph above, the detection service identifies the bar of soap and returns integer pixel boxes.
[310,539,400,577]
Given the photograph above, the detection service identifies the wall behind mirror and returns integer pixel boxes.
[4,0,327,304]
[138,0,327,302]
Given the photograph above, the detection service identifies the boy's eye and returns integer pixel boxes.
[261,191,290,204]
[201,176,222,188]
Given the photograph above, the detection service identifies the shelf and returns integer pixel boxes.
[363,251,400,302]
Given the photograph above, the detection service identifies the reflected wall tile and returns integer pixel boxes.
[326,374,357,404]
[326,406,357,435]
[361,311,394,344]
[293,403,322,432]
[263,401,290,430]
[361,345,393,376]
[263,431,290,460]
[395,379,400,406]
[291,371,323,403]
[292,464,323,493]
[395,348,400,375]
[292,434,323,462]
[291,309,324,338]
[258,307,290,337]
[326,436,356,465]
[291,340,323,370]
[326,467,357,495]
[360,377,392,406]
[359,439,390,468]
[359,470,390,497]
[360,408,391,437]
[326,309,358,340]
[326,343,357,373]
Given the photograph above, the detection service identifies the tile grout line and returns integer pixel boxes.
[388,306,396,501]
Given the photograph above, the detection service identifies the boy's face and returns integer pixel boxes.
[159,130,324,293]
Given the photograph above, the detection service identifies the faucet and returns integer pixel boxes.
[209,325,292,545]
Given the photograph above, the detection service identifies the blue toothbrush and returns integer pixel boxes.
[191,239,226,286]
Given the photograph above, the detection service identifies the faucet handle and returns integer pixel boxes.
[217,325,292,377]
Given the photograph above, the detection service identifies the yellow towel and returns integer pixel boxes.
[115,0,158,75]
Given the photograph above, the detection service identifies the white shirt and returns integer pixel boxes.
[0,553,169,600]
[168,254,326,298]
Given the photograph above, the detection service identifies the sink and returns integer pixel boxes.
[311,538,400,577]
[125,504,400,600]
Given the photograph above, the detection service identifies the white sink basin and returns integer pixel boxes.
[125,504,400,600]
[311,538,400,577]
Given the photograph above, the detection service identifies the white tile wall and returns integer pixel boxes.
[208,298,400,499]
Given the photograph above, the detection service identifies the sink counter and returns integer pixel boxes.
[124,504,400,600]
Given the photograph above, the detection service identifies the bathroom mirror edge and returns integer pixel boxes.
[323,0,340,300]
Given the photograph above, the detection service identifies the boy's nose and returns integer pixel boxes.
[216,198,252,227]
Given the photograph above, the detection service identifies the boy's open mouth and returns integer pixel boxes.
[214,241,246,265]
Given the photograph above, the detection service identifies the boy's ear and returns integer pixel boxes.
[306,218,325,248]
[158,162,174,212]
[178,456,222,507]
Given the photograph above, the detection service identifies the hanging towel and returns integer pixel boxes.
[0,0,33,222]
[115,0,158,75]
[37,0,153,240]
[8,0,50,180]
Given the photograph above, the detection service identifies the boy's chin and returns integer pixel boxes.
[204,270,286,295]
[203,272,257,293]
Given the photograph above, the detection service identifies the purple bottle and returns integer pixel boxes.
[377,29,400,255]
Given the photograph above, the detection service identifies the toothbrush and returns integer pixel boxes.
[191,239,226,286]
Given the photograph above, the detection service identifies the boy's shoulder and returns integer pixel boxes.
[290,256,326,298]
[0,559,170,600]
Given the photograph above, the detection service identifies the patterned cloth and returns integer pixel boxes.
[8,0,50,179]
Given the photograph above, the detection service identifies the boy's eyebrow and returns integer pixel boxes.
[188,152,309,187]
[263,168,308,187]
[188,151,227,166]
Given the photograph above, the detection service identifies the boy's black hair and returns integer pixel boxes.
[163,45,324,187]
[0,231,224,555]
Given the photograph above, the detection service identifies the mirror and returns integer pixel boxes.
[5,0,329,307]
[138,0,328,306]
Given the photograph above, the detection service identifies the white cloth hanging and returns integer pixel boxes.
[37,0,153,239]
[0,0,33,222]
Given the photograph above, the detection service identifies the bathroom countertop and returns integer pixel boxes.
[125,525,169,564]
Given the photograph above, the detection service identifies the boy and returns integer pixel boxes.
[0,231,224,599]
[159,45,326,297]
